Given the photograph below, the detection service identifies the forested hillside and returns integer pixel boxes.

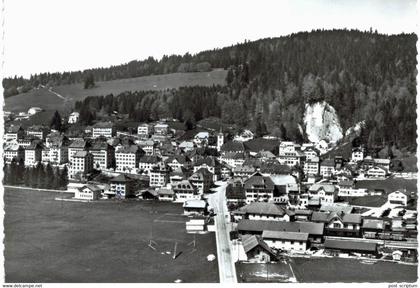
[7,29,418,149]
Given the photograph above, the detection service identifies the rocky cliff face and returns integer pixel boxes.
[303,101,343,144]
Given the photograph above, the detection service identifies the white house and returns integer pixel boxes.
[115,145,144,173]
[388,191,409,207]
[320,159,335,178]
[149,163,170,187]
[351,147,365,163]
[233,129,254,142]
[69,151,94,179]
[304,156,320,176]
[68,112,80,124]
[366,166,387,178]
[24,143,42,166]
[92,122,115,138]
[262,230,308,252]
[75,185,101,200]
[337,180,368,197]
[137,123,152,136]
[308,183,337,205]
[233,202,293,222]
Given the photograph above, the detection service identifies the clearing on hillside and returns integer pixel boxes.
[4,69,227,113]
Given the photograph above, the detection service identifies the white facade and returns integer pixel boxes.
[25,149,39,166]
[137,124,151,136]
[320,165,335,178]
[68,112,80,124]
[69,152,94,178]
[42,147,68,164]
[150,167,169,187]
[351,150,364,162]
[304,157,319,176]
[75,186,101,200]
[92,126,114,138]
[366,166,387,178]
[115,152,138,172]
[217,133,224,152]
[90,149,111,170]
[388,191,408,206]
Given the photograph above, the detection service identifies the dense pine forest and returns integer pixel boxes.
[5,29,418,149]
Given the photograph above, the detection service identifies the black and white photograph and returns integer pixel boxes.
[0,0,418,285]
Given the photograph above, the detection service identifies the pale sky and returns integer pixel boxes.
[2,0,417,78]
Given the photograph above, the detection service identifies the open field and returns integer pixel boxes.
[343,195,388,207]
[355,177,417,194]
[4,70,227,113]
[290,257,417,282]
[3,187,218,283]
[236,261,295,283]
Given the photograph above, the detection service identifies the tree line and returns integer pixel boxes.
[7,29,417,149]
[3,159,69,190]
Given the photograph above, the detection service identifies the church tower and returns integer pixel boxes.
[217,129,224,152]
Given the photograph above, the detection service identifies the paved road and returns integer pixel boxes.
[207,181,237,283]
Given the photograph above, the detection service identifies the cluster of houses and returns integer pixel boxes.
[3,117,417,262]
[233,200,417,263]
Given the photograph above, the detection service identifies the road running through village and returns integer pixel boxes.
[206,181,237,283]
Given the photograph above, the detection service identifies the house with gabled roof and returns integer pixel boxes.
[75,184,102,201]
[4,125,24,141]
[244,172,275,204]
[308,183,338,205]
[262,230,309,252]
[25,142,42,166]
[237,219,324,244]
[366,166,388,178]
[173,180,199,203]
[109,174,136,198]
[233,202,294,222]
[165,154,192,170]
[241,234,277,263]
[320,159,335,178]
[90,140,115,170]
[193,156,220,181]
[189,168,213,194]
[311,211,362,237]
[220,152,246,169]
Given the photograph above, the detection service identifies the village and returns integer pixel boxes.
[3,109,418,282]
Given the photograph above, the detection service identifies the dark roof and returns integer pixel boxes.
[321,159,335,167]
[166,155,190,164]
[237,219,324,236]
[362,219,384,230]
[116,145,142,154]
[69,138,88,148]
[238,202,293,217]
[295,209,313,216]
[226,184,246,200]
[6,125,23,133]
[243,158,263,169]
[110,174,134,183]
[25,142,42,150]
[262,230,309,241]
[324,239,377,252]
[242,235,275,256]
[221,141,245,153]
[273,185,287,197]
[74,151,90,158]
[139,155,161,164]
[260,162,291,175]
[194,156,217,167]
[93,121,114,128]
[244,173,275,190]
[90,141,111,150]
[244,138,280,154]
